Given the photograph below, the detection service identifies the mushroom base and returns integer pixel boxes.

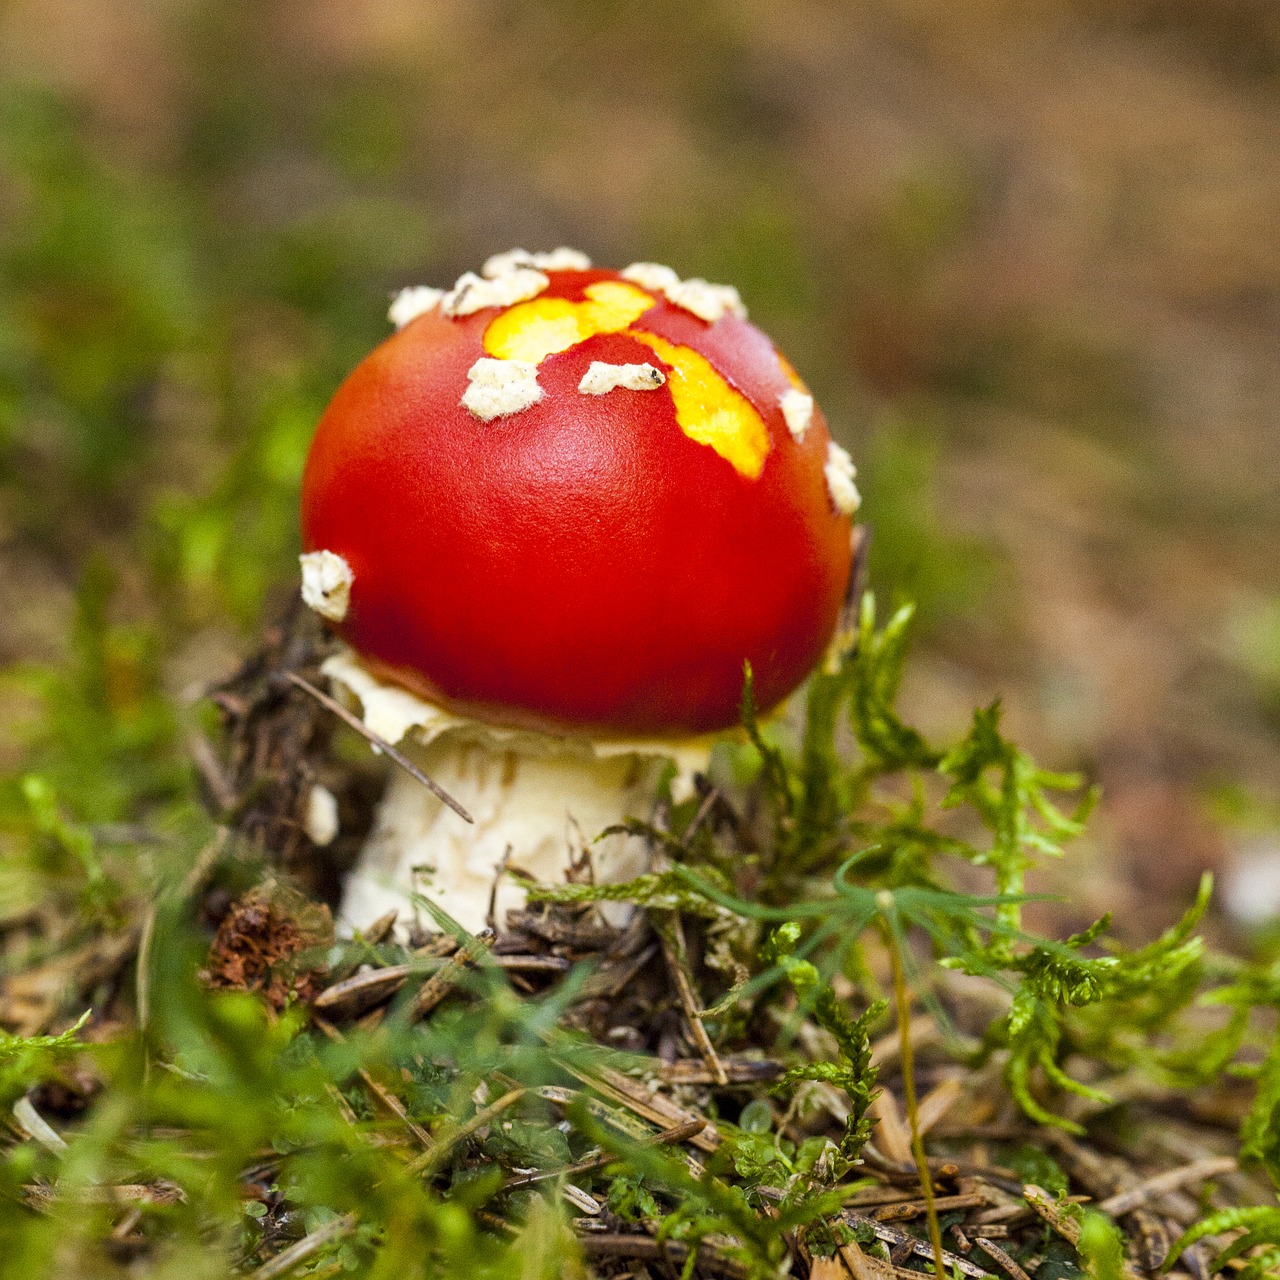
[342,735,663,934]
[322,650,714,937]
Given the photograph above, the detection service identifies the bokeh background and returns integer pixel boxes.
[1,0,1278,939]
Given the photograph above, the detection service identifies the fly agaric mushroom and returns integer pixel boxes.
[300,248,859,933]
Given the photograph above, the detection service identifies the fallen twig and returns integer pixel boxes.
[405,1089,525,1180]
[974,1237,1033,1280]
[838,1211,993,1279]
[410,930,496,1020]
[554,1060,721,1153]
[503,1117,708,1188]
[1024,1185,1144,1280]
[658,912,728,1086]
[575,1231,749,1279]
[285,672,472,822]
[1097,1156,1238,1218]
[249,1212,356,1280]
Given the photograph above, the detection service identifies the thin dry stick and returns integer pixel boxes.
[682,787,720,843]
[974,1238,1033,1280]
[1097,1156,1238,1218]
[249,1212,356,1280]
[503,1117,707,1188]
[1024,1183,1146,1280]
[405,1089,525,1179]
[410,930,495,1020]
[553,1059,721,1153]
[659,913,728,1086]
[285,672,472,822]
[883,919,945,1280]
[312,1014,434,1149]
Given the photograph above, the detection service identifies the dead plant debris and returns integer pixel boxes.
[2,600,1277,1279]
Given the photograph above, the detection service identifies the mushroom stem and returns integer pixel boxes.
[323,651,711,936]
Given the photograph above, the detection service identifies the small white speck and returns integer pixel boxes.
[779,388,814,441]
[482,247,592,277]
[387,286,443,329]
[441,267,548,317]
[577,361,666,395]
[824,441,861,516]
[305,784,340,846]
[461,357,544,420]
[300,550,355,622]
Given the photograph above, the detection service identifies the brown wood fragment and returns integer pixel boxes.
[314,964,415,1017]
[505,909,615,950]
[839,1239,897,1280]
[656,1057,782,1085]
[409,930,496,1020]
[1023,1185,1143,1280]
[915,1076,965,1135]
[575,1232,748,1279]
[838,1212,993,1279]
[974,1238,1032,1280]
[1096,1156,1237,1218]
[490,953,571,973]
[573,942,659,1002]
[873,1192,990,1222]
[555,1060,721,1153]
[971,1203,1032,1227]
[1130,1211,1172,1273]
[1022,1186,1080,1241]
[24,1181,185,1207]
[658,912,728,1086]
[360,911,399,945]
[810,1257,848,1280]
[846,1187,917,1208]
[888,1238,916,1267]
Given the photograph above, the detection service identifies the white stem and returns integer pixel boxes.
[322,651,712,936]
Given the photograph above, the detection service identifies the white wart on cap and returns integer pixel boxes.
[578,362,666,395]
[461,358,544,420]
[300,550,355,622]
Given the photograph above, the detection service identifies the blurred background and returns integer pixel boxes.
[1,0,1277,940]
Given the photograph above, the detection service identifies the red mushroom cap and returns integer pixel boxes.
[300,259,856,737]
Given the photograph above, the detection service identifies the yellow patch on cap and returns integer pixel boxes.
[483,281,655,363]
[628,331,771,480]
[480,276,771,479]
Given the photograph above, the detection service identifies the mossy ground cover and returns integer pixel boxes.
[2,585,1279,1278]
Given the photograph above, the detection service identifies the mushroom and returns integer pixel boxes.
[300,250,859,934]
